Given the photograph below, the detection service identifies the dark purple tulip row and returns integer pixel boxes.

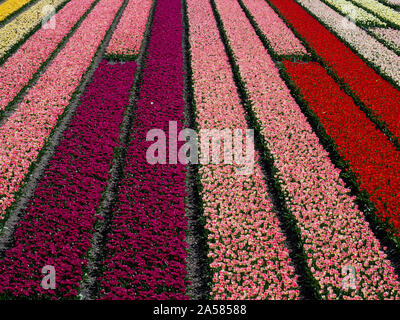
[0,60,137,299]
[98,0,189,300]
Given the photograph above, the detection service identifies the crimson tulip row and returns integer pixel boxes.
[0,60,137,298]
[98,0,189,299]
[266,0,400,147]
[0,0,125,221]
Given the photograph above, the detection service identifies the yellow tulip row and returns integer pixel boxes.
[350,0,400,28]
[322,0,386,27]
[0,0,67,60]
[0,0,33,22]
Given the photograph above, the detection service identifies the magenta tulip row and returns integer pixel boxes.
[0,0,125,220]
[0,60,137,298]
[98,0,189,299]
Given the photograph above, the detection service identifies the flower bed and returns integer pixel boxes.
[0,0,69,61]
[370,27,400,52]
[348,0,400,28]
[213,0,400,299]
[186,0,300,300]
[105,0,152,60]
[321,0,386,28]
[268,0,400,148]
[0,0,35,22]
[0,59,137,298]
[239,0,308,57]
[0,0,125,220]
[0,0,97,113]
[283,59,400,237]
[98,0,188,300]
[276,0,400,87]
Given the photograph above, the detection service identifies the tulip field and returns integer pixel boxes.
[0,0,399,301]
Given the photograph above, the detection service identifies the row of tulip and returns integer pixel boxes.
[381,0,400,6]
[370,27,400,52]
[348,0,400,28]
[0,60,137,298]
[0,0,68,61]
[98,0,189,300]
[238,0,307,57]
[318,0,400,54]
[0,0,97,113]
[281,0,400,87]
[0,0,125,220]
[213,0,400,299]
[105,0,152,60]
[283,59,400,239]
[186,0,300,299]
[0,0,34,22]
[268,0,400,152]
[320,0,386,27]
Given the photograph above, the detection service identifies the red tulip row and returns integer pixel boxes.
[267,0,400,145]
[283,59,400,237]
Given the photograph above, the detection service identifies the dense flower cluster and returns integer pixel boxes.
[105,0,152,59]
[240,0,308,56]
[269,0,400,146]
[349,0,400,27]
[187,0,300,299]
[0,0,68,60]
[371,27,400,52]
[321,0,386,27]
[0,0,125,218]
[382,0,400,5]
[213,0,400,299]
[98,0,189,300]
[289,0,400,86]
[0,0,33,22]
[284,60,400,237]
[0,60,137,298]
[0,0,96,112]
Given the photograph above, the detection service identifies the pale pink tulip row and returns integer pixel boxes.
[105,0,152,58]
[186,0,300,299]
[370,27,400,52]
[241,0,308,56]
[0,0,96,112]
[383,0,400,5]
[214,0,400,299]
[0,0,125,218]
[296,0,400,86]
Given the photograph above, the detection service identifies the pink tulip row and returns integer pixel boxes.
[213,0,400,299]
[370,27,400,52]
[240,0,308,57]
[186,0,300,299]
[296,0,400,87]
[0,0,68,60]
[0,0,125,219]
[0,0,97,112]
[105,0,152,59]
[383,0,400,5]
